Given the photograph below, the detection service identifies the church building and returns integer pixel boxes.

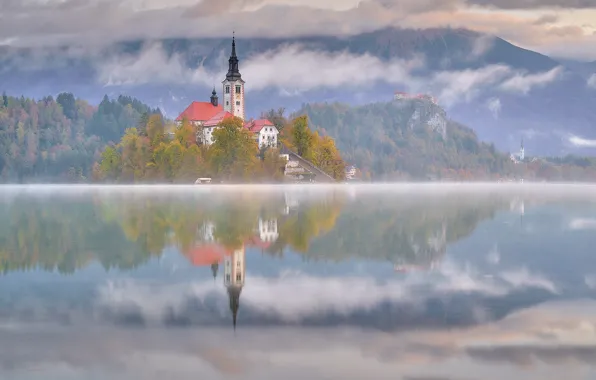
[176,35,279,149]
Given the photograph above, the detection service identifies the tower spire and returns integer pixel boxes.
[227,285,241,331]
[226,32,242,81]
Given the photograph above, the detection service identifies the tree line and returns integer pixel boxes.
[95,113,347,183]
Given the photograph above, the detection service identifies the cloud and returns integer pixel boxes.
[95,44,564,106]
[466,0,596,9]
[498,66,563,94]
[588,73,596,88]
[568,134,596,148]
[97,43,221,87]
[486,97,502,119]
[0,0,596,60]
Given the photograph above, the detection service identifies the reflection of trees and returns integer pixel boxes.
[0,198,148,274]
[0,191,508,275]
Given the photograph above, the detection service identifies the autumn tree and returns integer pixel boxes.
[209,116,259,181]
[99,145,122,180]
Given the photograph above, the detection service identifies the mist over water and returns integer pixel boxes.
[0,183,595,380]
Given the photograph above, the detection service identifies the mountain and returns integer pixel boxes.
[297,98,515,180]
[1,27,595,156]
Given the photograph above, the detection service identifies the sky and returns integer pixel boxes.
[1,0,596,60]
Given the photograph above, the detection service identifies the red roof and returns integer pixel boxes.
[176,101,222,122]
[244,119,274,133]
[204,111,234,127]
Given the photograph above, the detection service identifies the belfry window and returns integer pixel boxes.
[235,85,241,93]
[225,86,230,94]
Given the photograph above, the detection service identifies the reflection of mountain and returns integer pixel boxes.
[294,195,509,270]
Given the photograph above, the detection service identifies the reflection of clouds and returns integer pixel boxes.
[91,263,558,326]
[0,300,595,380]
[486,245,500,265]
[568,218,596,231]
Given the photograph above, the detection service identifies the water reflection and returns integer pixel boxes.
[0,185,595,379]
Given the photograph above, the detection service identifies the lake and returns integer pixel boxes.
[0,184,595,380]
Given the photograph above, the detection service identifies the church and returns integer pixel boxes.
[176,35,279,149]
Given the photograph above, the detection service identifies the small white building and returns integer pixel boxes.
[345,165,357,180]
[244,119,279,149]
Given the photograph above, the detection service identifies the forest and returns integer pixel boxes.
[2,91,596,182]
[0,92,160,182]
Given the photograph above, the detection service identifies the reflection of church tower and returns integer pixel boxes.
[211,262,219,281]
[224,245,245,330]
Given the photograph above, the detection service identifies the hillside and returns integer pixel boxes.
[0,93,160,182]
[297,98,515,180]
[1,27,595,155]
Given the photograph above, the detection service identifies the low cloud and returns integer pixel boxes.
[588,73,596,88]
[568,134,596,148]
[486,97,502,119]
[96,44,564,107]
[498,66,563,94]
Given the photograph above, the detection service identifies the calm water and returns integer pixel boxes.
[0,184,595,380]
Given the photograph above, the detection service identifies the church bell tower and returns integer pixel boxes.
[222,33,245,121]
[224,245,245,330]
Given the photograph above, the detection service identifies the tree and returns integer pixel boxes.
[291,115,314,158]
[261,148,286,181]
[56,93,76,120]
[145,114,165,148]
[261,108,288,132]
[209,117,259,181]
[99,145,122,180]
[175,117,196,149]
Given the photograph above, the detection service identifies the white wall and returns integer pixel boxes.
[257,126,278,149]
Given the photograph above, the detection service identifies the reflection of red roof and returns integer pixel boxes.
[176,101,222,122]
[204,111,234,127]
[244,119,274,133]
[247,236,272,249]
[185,244,228,267]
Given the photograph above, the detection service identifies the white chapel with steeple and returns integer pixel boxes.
[175,34,279,149]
